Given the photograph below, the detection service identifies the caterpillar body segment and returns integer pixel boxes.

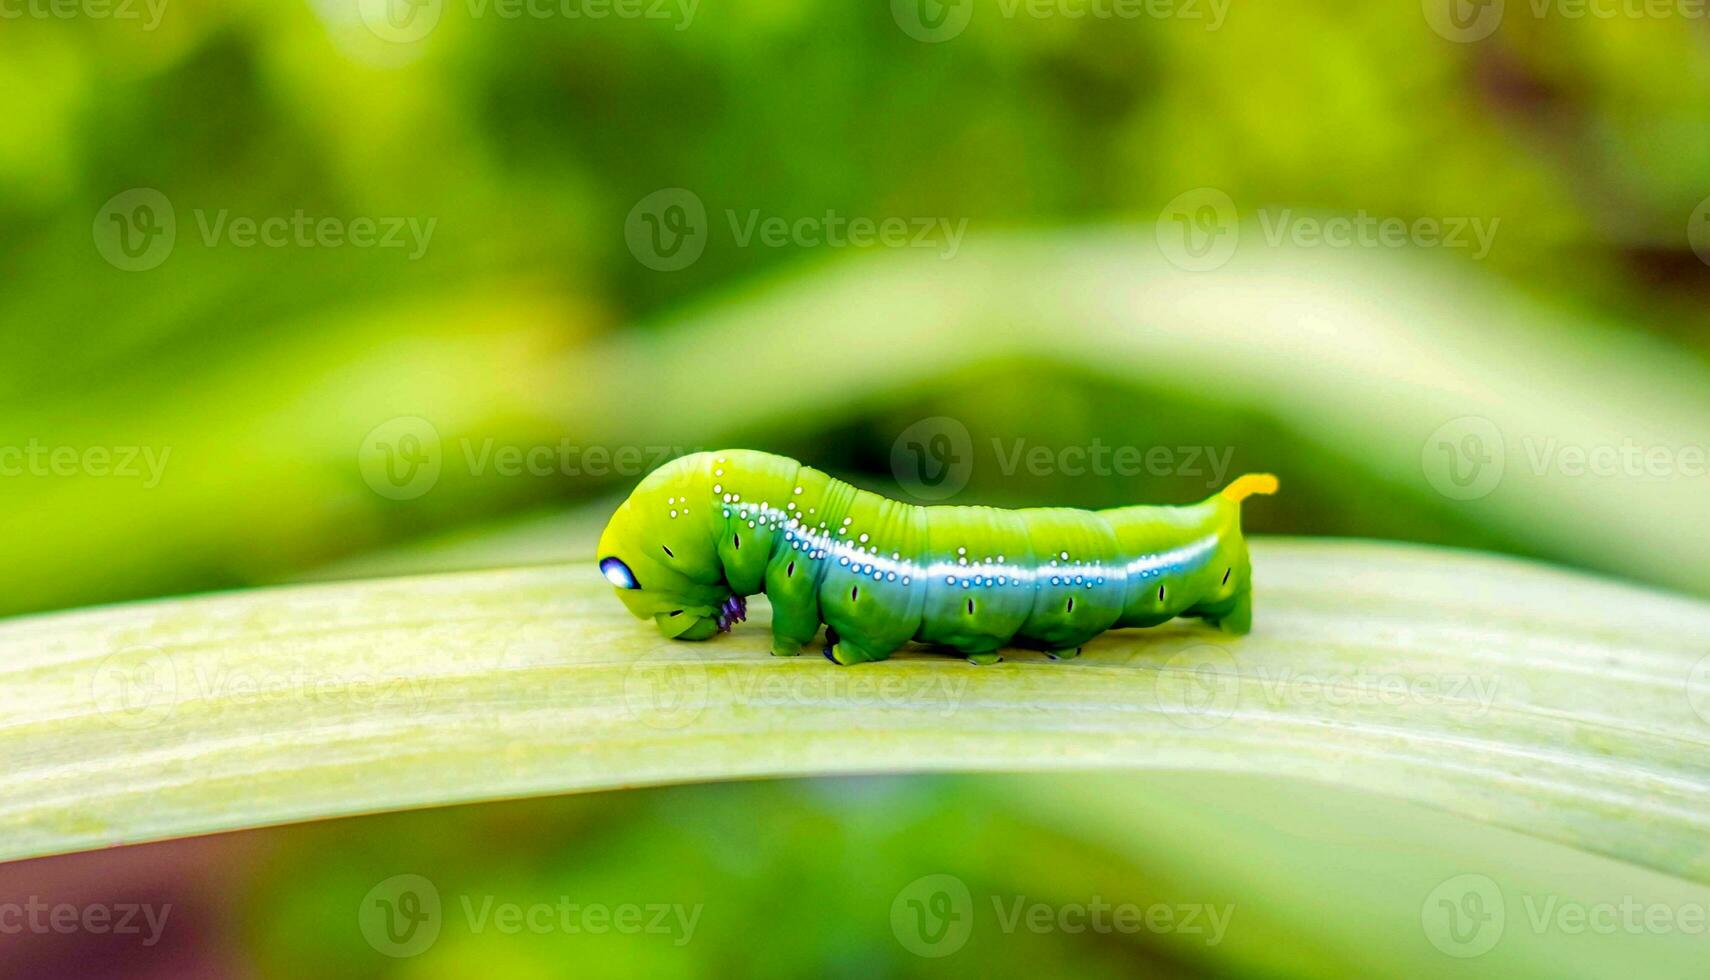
[596,450,1275,665]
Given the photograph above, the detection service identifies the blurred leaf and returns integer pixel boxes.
[9,231,1710,616]
[988,771,1710,979]
[549,232,1710,595]
[0,281,584,614]
[2,538,1706,890]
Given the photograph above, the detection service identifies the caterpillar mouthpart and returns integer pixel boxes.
[655,609,720,640]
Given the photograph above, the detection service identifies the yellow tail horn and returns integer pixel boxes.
[1221,473,1279,503]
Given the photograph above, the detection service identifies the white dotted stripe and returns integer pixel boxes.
[715,491,1220,595]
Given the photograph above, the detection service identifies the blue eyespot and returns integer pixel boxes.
[599,557,639,590]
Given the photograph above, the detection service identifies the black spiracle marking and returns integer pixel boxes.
[661,544,675,559]
[786,560,795,577]
[1222,567,1231,585]
[1066,596,1074,613]
[1158,584,1165,602]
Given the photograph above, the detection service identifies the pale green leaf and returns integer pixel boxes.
[3,538,1706,881]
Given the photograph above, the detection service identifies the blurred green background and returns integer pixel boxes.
[3,0,1710,976]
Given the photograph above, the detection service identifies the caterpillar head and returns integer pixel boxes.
[596,457,737,641]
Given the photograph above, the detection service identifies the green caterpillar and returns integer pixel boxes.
[597,450,1276,665]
